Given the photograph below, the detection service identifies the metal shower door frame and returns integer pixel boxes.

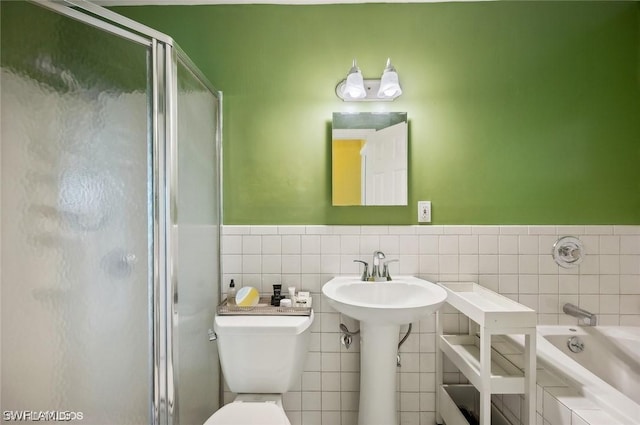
[27,2,223,424]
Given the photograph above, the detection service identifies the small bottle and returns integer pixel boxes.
[227,279,236,307]
[271,283,282,306]
[288,286,296,301]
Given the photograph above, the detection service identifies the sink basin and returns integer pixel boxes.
[322,276,447,425]
[322,275,447,325]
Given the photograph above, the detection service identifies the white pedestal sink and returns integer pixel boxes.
[322,276,447,425]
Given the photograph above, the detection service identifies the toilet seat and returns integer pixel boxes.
[204,402,290,425]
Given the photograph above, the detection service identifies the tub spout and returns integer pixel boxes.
[563,303,597,326]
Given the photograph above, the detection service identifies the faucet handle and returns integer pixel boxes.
[353,260,369,281]
[382,259,398,281]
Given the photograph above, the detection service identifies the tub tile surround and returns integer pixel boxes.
[221,225,640,425]
[491,337,626,425]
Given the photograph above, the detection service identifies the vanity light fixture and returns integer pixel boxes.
[336,58,403,102]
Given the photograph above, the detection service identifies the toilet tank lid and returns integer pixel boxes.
[204,402,290,425]
[214,311,314,335]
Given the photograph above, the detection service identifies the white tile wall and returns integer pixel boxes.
[220,225,640,425]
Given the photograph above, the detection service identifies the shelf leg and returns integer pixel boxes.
[524,330,537,425]
[435,311,443,424]
[479,327,491,425]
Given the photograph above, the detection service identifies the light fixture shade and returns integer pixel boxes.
[377,58,402,98]
[343,59,366,99]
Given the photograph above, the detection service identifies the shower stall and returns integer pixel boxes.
[1,1,222,424]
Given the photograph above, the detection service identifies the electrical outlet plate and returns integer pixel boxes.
[418,201,431,223]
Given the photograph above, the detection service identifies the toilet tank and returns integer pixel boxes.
[214,311,314,394]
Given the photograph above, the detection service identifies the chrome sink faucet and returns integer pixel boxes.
[354,251,397,281]
[371,250,386,281]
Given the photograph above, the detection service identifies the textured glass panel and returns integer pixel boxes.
[175,56,221,425]
[1,3,150,424]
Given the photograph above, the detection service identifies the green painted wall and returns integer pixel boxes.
[115,2,640,225]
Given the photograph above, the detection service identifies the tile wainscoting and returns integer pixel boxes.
[220,225,640,425]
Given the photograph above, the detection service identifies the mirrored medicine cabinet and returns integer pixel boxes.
[332,112,408,206]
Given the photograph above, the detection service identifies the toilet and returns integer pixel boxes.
[204,311,315,425]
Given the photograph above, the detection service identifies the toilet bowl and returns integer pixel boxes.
[204,311,314,425]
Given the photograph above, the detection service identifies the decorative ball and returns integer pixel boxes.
[235,286,260,307]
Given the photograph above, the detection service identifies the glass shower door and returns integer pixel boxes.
[172,53,221,425]
[1,2,151,423]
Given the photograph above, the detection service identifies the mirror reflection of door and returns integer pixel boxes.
[361,121,407,205]
[332,112,408,206]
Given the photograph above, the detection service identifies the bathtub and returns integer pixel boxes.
[533,326,640,425]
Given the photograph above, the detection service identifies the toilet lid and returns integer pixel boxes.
[204,403,290,425]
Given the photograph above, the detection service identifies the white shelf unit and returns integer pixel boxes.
[439,385,512,425]
[436,282,537,425]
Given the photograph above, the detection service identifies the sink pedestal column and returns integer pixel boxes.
[358,323,401,425]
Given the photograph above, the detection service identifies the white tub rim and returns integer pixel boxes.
[510,325,640,425]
